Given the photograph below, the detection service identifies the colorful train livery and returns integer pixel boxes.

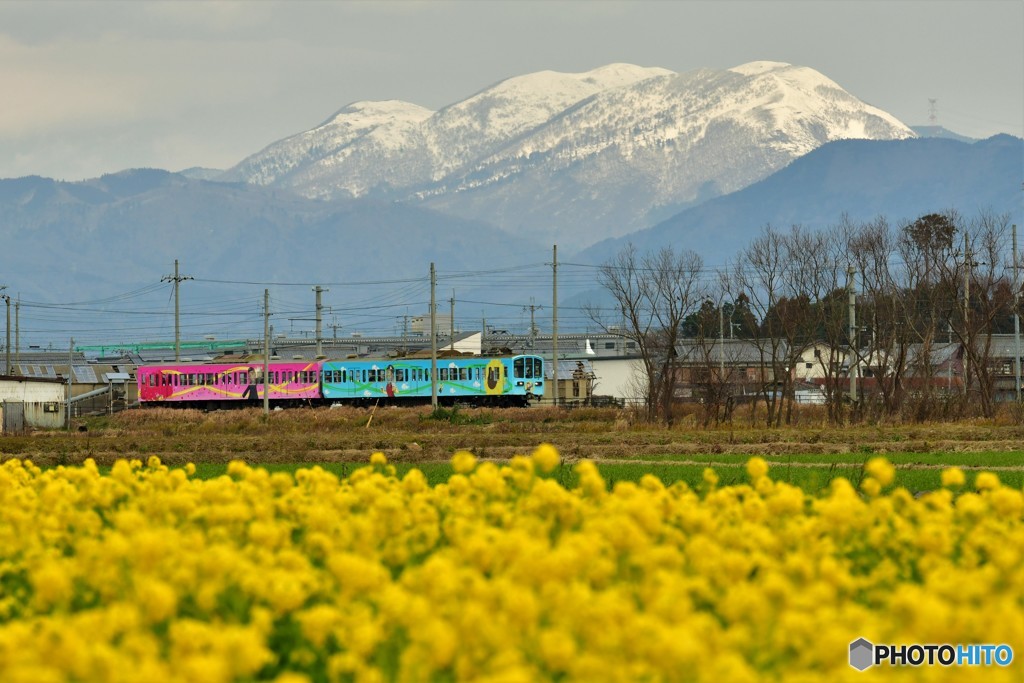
[136,355,544,408]
[137,361,321,405]
[321,355,543,407]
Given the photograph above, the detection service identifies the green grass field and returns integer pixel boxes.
[165,456,1020,494]
[8,406,1023,495]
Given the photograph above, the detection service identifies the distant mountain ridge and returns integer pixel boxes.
[221,61,914,247]
[0,170,543,305]
[580,134,1024,268]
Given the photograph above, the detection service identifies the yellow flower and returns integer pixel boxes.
[531,443,560,474]
[745,456,769,480]
[975,471,1000,491]
[940,467,965,488]
[451,450,477,474]
[860,477,882,497]
[370,452,388,466]
[864,457,895,488]
[702,468,719,489]
[539,628,577,671]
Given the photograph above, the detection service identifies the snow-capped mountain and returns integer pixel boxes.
[222,61,914,247]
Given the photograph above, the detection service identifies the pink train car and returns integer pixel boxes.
[137,361,321,405]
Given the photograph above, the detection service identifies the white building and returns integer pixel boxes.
[0,375,67,432]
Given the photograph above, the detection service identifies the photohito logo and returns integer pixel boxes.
[849,638,1014,671]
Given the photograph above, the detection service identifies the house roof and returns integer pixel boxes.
[546,359,596,381]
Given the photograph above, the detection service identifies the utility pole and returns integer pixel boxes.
[1013,224,1021,403]
[963,234,972,395]
[14,297,19,370]
[162,259,192,361]
[552,244,558,406]
[848,266,858,406]
[524,299,542,348]
[66,338,74,429]
[313,285,328,358]
[718,304,725,378]
[402,313,409,355]
[430,263,438,409]
[263,289,270,416]
[1,289,9,375]
[450,290,455,352]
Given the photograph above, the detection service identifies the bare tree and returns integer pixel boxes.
[792,224,848,423]
[588,244,705,425]
[847,216,913,418]
[938,210,1015,417]
[730,227,794,427]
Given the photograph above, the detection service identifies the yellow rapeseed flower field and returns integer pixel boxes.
[0,446,1022,682]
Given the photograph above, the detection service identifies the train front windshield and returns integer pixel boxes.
[513,356,543,379]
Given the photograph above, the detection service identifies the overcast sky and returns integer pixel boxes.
[2,0,1021,181]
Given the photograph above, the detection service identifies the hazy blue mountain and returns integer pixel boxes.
[578,134,1024,270]
[0,170,546,311]
[910,125,976,143]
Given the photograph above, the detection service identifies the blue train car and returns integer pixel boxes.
[321,354,544,406]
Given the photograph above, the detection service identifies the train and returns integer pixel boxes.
[136,354,544,408]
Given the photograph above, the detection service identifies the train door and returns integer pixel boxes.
[485,359,505,395]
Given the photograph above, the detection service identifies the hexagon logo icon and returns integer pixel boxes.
[850,638,874,671]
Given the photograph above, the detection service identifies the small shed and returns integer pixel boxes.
[0,375,67,432]
[545,360,597,406]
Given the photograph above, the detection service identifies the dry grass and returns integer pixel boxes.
[2,403,1023,468]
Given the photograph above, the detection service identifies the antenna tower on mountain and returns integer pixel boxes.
[928,99,939,130]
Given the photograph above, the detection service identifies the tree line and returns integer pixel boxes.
[589,210,1021,426]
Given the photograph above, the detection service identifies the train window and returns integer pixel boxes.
[534,358,542,378]
[514,359,524,378]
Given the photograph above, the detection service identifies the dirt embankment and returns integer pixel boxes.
[2,406,1023,467]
